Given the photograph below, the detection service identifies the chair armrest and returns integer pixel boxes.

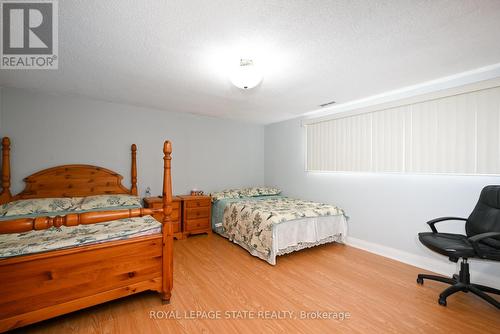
[469,232,500,258]
[426,217,468,233]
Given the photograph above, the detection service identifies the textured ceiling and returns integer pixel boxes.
[1,0,500,124]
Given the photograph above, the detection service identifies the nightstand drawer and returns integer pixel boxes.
[186,207,209,219]
[185,198,210,208]
[179,195,212,237]
[185,218,210,231]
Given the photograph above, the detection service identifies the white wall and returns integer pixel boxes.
[2,85,499,287]
[0,88,264,196]
[265,117,500,288]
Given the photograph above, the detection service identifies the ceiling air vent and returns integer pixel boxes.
[319,100,336,108]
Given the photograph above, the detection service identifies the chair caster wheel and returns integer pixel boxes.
[438,297,447,306]
[416,277,424,285]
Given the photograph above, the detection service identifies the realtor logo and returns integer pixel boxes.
[1,0,58,69]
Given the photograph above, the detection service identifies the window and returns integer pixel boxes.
[306,86,500,175]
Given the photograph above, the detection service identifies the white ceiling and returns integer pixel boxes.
[1,0,500,124]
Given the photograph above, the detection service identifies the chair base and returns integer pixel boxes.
[417,259,500,309]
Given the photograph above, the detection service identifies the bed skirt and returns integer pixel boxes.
[216,214,347,265]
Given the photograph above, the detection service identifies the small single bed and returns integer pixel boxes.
[0,138,175,332]
[211,188,348,264]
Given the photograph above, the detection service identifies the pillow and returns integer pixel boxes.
[210,189,242,202]
[239,187,260,197]
[241,186,281,197]
[210,187,281,202]
[78,194,142,210]
[0,197,79,217]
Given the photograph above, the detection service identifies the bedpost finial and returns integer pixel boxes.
[163,141,172,155]
[2,137,10,147]
[131,144,137,152]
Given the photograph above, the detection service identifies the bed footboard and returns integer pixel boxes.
[0,235,162,332]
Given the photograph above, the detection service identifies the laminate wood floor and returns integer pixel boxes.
[14,234,500,333]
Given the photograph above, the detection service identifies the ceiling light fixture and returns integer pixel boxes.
[230,59,263,90]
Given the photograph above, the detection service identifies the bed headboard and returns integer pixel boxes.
[0,137,139,204]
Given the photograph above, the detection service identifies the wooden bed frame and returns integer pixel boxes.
[0,137,174,332]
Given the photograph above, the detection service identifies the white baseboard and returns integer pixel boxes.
[346,237,500,290]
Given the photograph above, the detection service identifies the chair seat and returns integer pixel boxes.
[419,232,500,261]
[419,232,476,260]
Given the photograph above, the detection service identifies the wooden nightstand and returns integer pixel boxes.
[179,195,212,237]
[143,196,183,240]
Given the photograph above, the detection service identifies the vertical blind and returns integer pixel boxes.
[306,86,500,174]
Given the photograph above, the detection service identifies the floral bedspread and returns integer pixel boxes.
[0,215,161,259]
[222,197,345,261]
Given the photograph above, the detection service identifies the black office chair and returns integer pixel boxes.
[417,185,500,309]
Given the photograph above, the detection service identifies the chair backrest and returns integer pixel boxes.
[467,185,500,249]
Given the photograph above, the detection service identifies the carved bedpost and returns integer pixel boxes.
[161,140,173,302]
[130,144,138,196]
[0,137,12,204]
